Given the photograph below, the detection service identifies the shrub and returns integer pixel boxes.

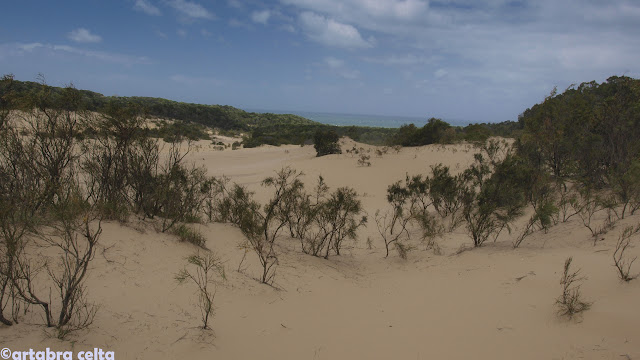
[175,252,225,330]
[428,164,464,218]
[375,208,412,259]
[556,257,591,319]
[0,114,47,325]
[378,176,442,258]
[357,154,371,167]
[575,189,604,239]
[210,178,260,226]
[82,101,146,220]
[127,137,161,217]
[0,80,102,335]
[135,142,213,232]
[613,225,640,282]
[305,187,367,259]
[313,129,341,157]
[391,118,452,146]
[172,224,207,248]
[461,152,527,247]
[9,188,102,339]
[513,164,558,248]
[240,167,304,284]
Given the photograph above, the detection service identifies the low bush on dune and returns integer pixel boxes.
[556,257,591,319]
[0,77,218,334]
[376,174,442,259]
[209,168,366,283]
[383,139,527,249]
[613,225,640,282]
[172,224,207,248]
[0,78,102,337]
[176,252,225,330]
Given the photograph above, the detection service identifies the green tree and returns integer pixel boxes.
[313,129,342,157]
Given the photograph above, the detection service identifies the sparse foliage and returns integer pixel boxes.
[613,225,640,282]
[241,167,304,284]
[357,154,371,167]
[176,252,225,330]
[556,257,591,319]
[375,208,412,259]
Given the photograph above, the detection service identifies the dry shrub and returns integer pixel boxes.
[176,252,225,329]
[556,257,591,319]
[613,225,640,282]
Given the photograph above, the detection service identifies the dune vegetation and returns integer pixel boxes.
[1,74,640,359]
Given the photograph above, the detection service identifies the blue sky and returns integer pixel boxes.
[1,0,639,123]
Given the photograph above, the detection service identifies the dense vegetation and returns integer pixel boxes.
[1,77,527,149]
[381,76,640,257]
[313,129,342,157]
[1,77,400,146]
[388,118,523,146]
[518,76,640,190]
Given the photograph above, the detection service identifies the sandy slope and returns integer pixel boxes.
[3,140,640,360]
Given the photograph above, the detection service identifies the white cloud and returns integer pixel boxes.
[18,42,44,52]
[251,10,272,25]
[281,24,297,33]
[0,42,43,59]
[201,29,212,37]
[434,69,447,79]
[134,0,162,16]
[1,42,148,66]
[324,57,360,79]
[68,28,102,43]
[51,45,150,65]
[170,74,223,86]
[299,12,373,49]
[363,54,435,66]
[228,18,250,29]
[227,0,243,9]
[155,30,168,39]
[167,0,214,20]
[325,56,344,69]
[282,0,431,33]
[177,29,188,37]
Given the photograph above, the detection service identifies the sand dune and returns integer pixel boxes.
[3,140,640,360]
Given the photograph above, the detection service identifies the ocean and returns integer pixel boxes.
[247,109,469,128]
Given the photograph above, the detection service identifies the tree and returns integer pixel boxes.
[313,129,341,157]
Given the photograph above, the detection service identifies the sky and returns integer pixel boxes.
[1,0,639,123]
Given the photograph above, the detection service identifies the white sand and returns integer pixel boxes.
[3,139,639,359]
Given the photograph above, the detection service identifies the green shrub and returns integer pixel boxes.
[461,151,527,247]
[172,224,207,248]
[313,129,342,157]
